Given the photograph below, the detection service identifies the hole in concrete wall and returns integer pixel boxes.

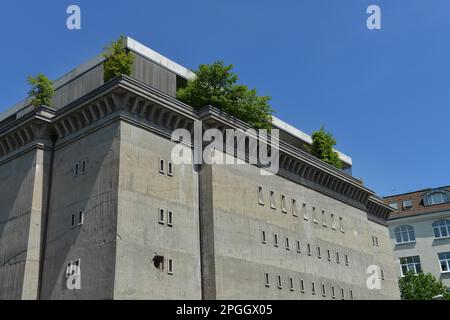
[153,255,165,271]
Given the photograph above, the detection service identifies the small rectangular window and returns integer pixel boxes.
[168,162,173,176]
[296,240,301,253]
[317,246,322,259]
[270,191,276,209]
[277,275,282,289]
[159,159,165,174]
[300,279,305,293]
[274,234,279,247]
[322,283,326,297]
[372,235,376,246]
[159,208,165,225]
[322,210,327,227]
[403,200,413,210]
[339,217,344,233]
[168,258,174,275]
[303,203,308,220]
[331,213,336,230]
[376,237,379,247]
[168,211,173,227]
[312,282,316,295]
[381,269,385,280]
[307,243,312,256]
[289,277,294,291]
[345,254,349,266]
[262,230,267,244]
[281,195,287,213]
[265,272,270,287]
[390,202,398,210]
[285,237,290,250]
[81,159,87,175]
[292,199,298,217]
[71,214,75,228]
[74,162,80,177]
[312,206,318,223]
[77,211,84,226]
[258,186,264,205]
[332,286,336,299]
[336,252,340,264]
[341,288,345,300]
[327,249,331,261]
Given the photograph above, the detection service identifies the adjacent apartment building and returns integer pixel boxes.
[385,187,450,290]
[0,37,400,300]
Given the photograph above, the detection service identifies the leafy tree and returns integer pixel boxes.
[103,35,134,82]
[27,74,54,107]
[399,271,450,300]
[176,61,273,130]
[310,126,343,169]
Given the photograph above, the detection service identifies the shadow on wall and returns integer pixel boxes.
[40,123,120,300]
[0,152,38,299]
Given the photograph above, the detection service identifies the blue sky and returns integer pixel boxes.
[0,0,448,197]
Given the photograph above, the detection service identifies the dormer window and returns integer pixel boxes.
[402,200,413,210]
[423,190,450,206]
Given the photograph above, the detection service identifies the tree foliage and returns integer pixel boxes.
[103,35,134,82]
[399,271,450,300]
[27,73,54,107]
[176,61,273,130]
[310,126,343,169]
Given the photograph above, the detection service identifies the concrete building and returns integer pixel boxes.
[385,187,450,290]
[0,37,399,300]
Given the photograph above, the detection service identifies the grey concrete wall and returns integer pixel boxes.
[0,146,51,300]
[389,211,450,288]
[201,151,399,300]
[39,122,120,300]
[113,121,202,300]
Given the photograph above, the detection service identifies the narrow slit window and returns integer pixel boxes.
[277,275,282,289]
[339,217,344,233]
[274,234,279,247]
[327,249,331,261]
[296,240,301,253]
[300,279,305,293]
[332,286,336,299]
[78,211,84,226]
[71,214,75,228]
[168,162,173,176]
[159,208,165,225]
[336,252,340,264]
[270,191,276,209]
[341,288,345,300]
[258,186,264,205]
[265,273,270,287]
[289,277,294,291]
[292,199,298,217]
[345,254,349,266]
[285,237,290,251]
[168,211,173,227]
[331,213,336,229]
[81,159,87,174]
[350,290,354,300]
[312,282,316,295]
[307,243,311,256]
[168,259,174,275]
[303,203,308,220]
[74,162,80,177]
[262,230,267,244]
[322,210,327,227]
[281,195,287,213]
[322,284,326,297]
[312,206,318,223]
[317,246,322,259]
[159,159,165,174]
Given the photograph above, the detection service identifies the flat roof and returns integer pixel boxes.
[0,36,352,165]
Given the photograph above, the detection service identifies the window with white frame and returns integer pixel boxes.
[77,211,84,226]
[330,213,336,230]
[312,206,318,223]
[265,272,270,287]
[159,159,165,174]
[438,252,450,273]
[402,200,413,210]
[159,208,165,225]
[303,203,308,220]
[425,191,449,206]
[168,258,174,275]
[168,211,173,227]
[322,210,327,227]
[292,199,298,217]
[433,219,450,239]
[394,225,416,244]
[399,256,422,276]
[168,162,173,176]
[270,191,276,209]
[389,202,399,210]
[258,186,264,205]
[281,195,287,213]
